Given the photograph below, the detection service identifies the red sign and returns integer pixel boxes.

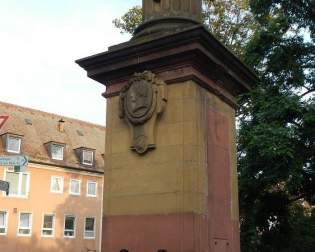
[0,115,9,129]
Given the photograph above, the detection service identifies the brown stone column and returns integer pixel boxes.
[76,1,257,251]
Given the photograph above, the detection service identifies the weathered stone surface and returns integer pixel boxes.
[101,80,240,251]
[134,0,202,39]
[143,0,202,22]
[104,82,236,214]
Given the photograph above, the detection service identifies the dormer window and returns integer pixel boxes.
[74,147,95,166]
[51,144,64,160]
[45,142,65,161]
[1,133,23,154]
[7,135,22,153]
[82,149,94,166]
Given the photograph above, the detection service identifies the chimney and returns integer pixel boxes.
[58,119,65,132]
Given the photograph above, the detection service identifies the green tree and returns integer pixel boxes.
[113,6,142,35]
[239,0,315,251]
[203,0,257,57]
[113,0,257,57]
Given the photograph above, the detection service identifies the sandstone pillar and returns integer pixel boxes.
[76,0,257,251]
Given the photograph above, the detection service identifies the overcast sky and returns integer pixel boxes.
[0,0,141,125]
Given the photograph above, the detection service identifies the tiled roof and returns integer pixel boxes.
[0,101,105,173]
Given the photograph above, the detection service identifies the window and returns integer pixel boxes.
[64,215,75,238]
[42,214,55,237]
[87,181,97,197]
[5,170,30,197]
[18,212,32,236]
[51,144,64,160]
[69,179,80,195]
[82,150,94,165]
[7,135,21,153]
[84,217,95,239]
[0,211,8,235]
[50,176,63,193]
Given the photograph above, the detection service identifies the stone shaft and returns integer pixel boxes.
[143,0,202,22]
[103,81,240,251]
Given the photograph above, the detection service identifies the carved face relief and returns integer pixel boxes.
[119,71,167,154]
[126,79,153,118]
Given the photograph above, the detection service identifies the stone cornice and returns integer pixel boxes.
[76,25,258,107]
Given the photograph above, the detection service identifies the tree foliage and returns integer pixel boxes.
[203,0,257,57]
[113,0,257,57]
[113,6,142,35]
[239,0,315,250]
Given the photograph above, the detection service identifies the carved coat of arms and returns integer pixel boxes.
[119,71,167,154]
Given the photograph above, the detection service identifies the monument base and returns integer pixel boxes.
[102,213,240,251]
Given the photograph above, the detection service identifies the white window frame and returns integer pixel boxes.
[0,210,9,236]
[86,181,97,198]
[17,212,32,237]
[3,169,30,198]
[41,213,55,238]
[50,176,64,194]
[6,135,21,153]
[84,217,96,240]
[64,214,76,239]
[69,179,81,196]
[82,150,94,166]
[51,144,64,161]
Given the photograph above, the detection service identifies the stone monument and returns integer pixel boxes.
[76,0,257,251]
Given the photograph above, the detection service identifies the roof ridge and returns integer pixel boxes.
[0,100,105,130]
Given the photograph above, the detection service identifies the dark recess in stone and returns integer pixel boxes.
[25,118,33,125]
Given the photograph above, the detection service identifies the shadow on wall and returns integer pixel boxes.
[9,194,100,252]
[55,194,99,252]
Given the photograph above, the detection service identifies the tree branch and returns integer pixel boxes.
[300,88,315,98]
[290,120,302,128]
